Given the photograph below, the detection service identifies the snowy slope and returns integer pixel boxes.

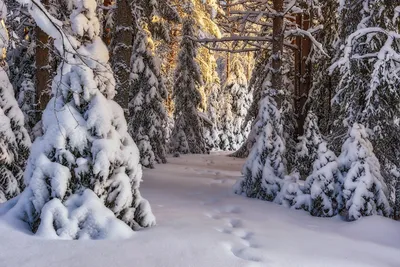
[0,152,399,267]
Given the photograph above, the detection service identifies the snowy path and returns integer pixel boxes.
[0,152,400,267]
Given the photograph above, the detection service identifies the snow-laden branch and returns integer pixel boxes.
[285,28,329,57]
[329,27,400,73]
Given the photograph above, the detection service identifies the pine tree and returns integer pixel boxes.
[219,58,251,151]
[338,123,391,221]
[129,29,168,168]
[6,0,155,239]
[234,93,286,201]
[296,112,323,178]
[0,0,31,203]
[304,142,343,217]
[170,17,207,154]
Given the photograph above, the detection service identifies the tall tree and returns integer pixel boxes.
[331,0,400,216]
[219,57,251,151]
[110,0,133,112]
[170,17,207,154]
[5,0,155,239]
[129,29,168,168]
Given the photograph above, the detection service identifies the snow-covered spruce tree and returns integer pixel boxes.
[338,123,391,221]
[170,17,207,154]
[129,29,168,168]
[5,0,155,239]
[331,0,400,214]
[0,2,31,202]
[304,141,343,217]
[296,111,323,179]
[204,80,221,150]
[219,57,251,151]
[234,93,286,201]
[230,52,270,159]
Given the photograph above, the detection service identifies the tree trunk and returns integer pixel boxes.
[35,0,51,115]
[271,0,284,107]
[111,0,133,114]
[295,13,312,136]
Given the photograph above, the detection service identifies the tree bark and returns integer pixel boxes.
[271,0,284,107]
[35,0,51,114]
[295,13,312,135]
[111,0,133,114]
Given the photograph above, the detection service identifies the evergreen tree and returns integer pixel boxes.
[296,112,323,178]
[331,0,400,214]
[0,3,31,202]
[307,0,339,136]
[234,92,286,201]
[204,80,221,150]
[338,123,391,221]
[304,142,343,217]
[5,0,38,137]
[5,0,155,239]
[129,29,168,168]
[170,17,207,154]
[219,58,251,151]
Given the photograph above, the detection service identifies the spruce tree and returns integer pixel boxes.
[6,0,155,239]
[338,123,391,221]
[170,17,207,154]
[296,112,323,178]
[234,92,286,201]
[129,29,168,168]
[304,142,343,217]
[219,58,251,151]
[331,0,400,214]
[204,81,221,150]
[0,1,31,203]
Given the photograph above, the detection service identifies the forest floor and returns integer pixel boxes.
[0,152,400,267]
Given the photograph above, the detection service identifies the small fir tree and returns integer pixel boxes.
[170,17,207,154]
[129,29,168,168]
[338,123,391,221]
[304,142,343,217]
[296,112,323,178]
[234,93,286,201]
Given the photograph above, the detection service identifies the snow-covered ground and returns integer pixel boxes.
[0,152,399,267]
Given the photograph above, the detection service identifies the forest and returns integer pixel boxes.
[0,0,400,266]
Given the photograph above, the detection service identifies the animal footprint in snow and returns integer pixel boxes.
[233,229,253,240]
[231,247,262,262]
[227,218,242,228]
[221,242,262,263]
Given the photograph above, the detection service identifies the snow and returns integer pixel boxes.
[0,152,399,266]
